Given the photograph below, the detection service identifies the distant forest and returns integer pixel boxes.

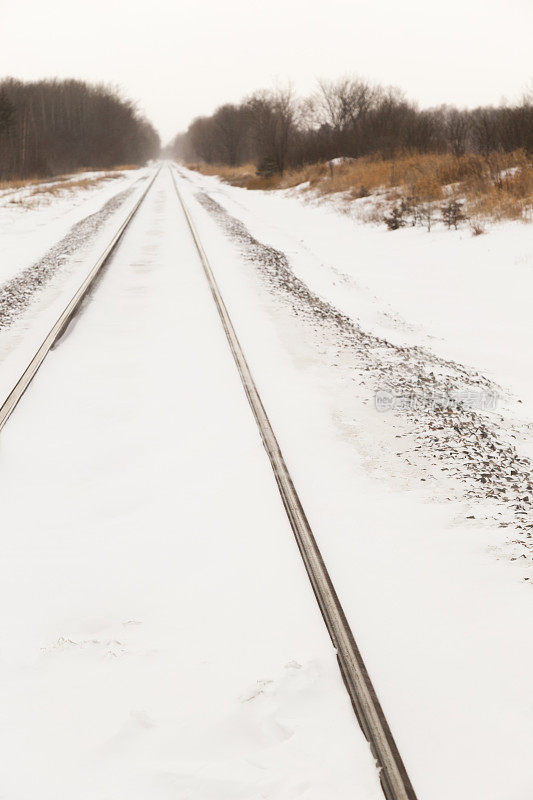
[0,78,160,180]
[173,78,533,175]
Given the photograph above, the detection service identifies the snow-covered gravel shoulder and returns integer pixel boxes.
[0,168,150,408]
[175,165,533,800]
[179,167,533,552]
[0,169,149,286]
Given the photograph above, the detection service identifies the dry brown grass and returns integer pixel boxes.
[1,165,137,193]
[186,150,532,225]
[110,163,140,171]
[186,162,258,186]
[26,173,122,199]
[464,162,533,221]
[0,175,51,192]
[1,171,127,209]
[186,161,327,190]
[75,164,140,173]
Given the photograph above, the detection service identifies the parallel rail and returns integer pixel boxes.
[170,164,419,800]
[0,167,160,433]
[0,160,419,800]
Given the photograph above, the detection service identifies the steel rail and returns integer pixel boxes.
[170,163,419,800]
[0,166,161,434]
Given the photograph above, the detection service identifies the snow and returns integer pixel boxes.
[0,168,382,798]
[173,165,533,800]
[181,171,533,422]
[0,169,148,285]
[0,160,531,798]
[0,168,149,419]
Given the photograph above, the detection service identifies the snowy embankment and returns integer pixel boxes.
[176,165,533,800]
[290,181,533,423]
[180,167,533,541]
[0,169,148,286]
[0,167,149,407]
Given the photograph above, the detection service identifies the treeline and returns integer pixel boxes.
[173,78,533,174]
[0,78,160,180]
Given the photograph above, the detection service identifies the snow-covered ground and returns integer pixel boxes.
[0,167,149,414]
[0,162,531,799]
[187,171,533,420]
[0,169,148,286]
[0,168,383,798]
[174,165,533,800]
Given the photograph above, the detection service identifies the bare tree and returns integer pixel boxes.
[187,116,218,163]
[246,87,296,174]
[211,105,245,166]
[0,78,159,180]
[174,76,533,173]
[443,107,471,156]
[316,77,377,131]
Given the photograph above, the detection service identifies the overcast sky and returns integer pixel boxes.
[1,0,531,143]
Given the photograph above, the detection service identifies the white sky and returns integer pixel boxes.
[0,0,531,144]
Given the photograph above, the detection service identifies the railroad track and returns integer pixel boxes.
[170,164,418,800]
[0,166,160,433]
[0,162,419,800]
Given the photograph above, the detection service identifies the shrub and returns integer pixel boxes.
[441,199,466,229]
[383,203,407,230]
[256,158,279,178]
